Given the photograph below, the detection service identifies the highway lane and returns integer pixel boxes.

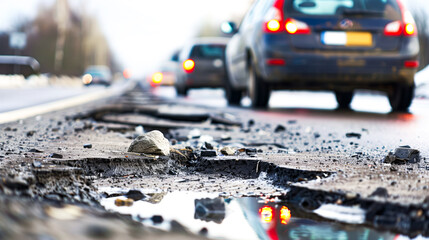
[152,86,429,157]
[0,78,135,124]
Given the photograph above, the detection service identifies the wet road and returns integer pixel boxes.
[152,86,429,157]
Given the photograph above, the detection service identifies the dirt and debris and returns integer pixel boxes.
[0,84,428,239]
[384,146,421,164]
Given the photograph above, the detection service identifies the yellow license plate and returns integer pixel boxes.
[346,32,372,47]
[322,31,372,47]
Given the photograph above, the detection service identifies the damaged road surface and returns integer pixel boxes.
[0,83,429,239]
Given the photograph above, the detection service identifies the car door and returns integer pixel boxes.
[227,0,275,89]
[226,0,263,89]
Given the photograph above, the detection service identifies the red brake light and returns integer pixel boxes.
[259,206,274,223]
[263,0,285,33]
[285,18,311,35]
[404,60,419,68]
[183,59,195,73]
[266,58,286,65]
[280,206,291,225]
[263,0,310,34]
[152,72,163,84]
[385,0,417,37]
[384,21,402,36]
[266,20,281,32]
[404,22,416,36]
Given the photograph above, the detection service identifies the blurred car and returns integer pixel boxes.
[82,65,112,86]
[0,55,40,78]
[174,37,229,96]
[147,50,180,87]
[222,0,419,111]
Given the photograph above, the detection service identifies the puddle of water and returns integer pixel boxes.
[100,190,422,240]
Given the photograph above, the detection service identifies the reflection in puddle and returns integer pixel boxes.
[100,190,408,240]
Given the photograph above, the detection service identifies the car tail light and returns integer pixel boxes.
[280,206,291,225]
[263,0,310,35]
[82,74,92,85]
[384,21,402,36]
[152,72,163,84]
[385,0,417,37]
[183,59,195,73]
[285,18,311,34]
[404,60,419,68]
[259,206,274,223]
[263,0,285,33]
[266,58,286,65]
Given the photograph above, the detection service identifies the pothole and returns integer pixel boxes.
[99,190,400,240]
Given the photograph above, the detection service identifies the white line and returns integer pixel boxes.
[0,82,133,124]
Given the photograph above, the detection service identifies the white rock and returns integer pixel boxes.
[220,146,235,156]
[128,130,170,156]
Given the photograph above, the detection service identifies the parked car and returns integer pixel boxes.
[82,65,112,86]
[221,0,419,111]
[0,55,40,78]
[174,38,229,96]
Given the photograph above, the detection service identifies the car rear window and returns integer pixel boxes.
[285,0,401,19]
[190,45,225,59]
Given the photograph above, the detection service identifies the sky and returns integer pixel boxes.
[0,0,252,78]
[1,0,428,78]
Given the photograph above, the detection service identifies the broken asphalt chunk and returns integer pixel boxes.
[125,190,145,201]
[200,150,217,157]
[83,144,92,149]
[210,113,242,126]
[245,148,257,156]
[384,147,420,164]
[204,142,214,150]
[274,125,286,133]
[346,132,361,139]
[128,130,170,156]
[370,187,389,198]
[28,148,43,153]
[26,130,36,137]
[32,160,42,168]
[248,119,255,127]
[49,153,63,159]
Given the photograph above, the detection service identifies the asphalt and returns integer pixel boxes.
[0,83,428,239]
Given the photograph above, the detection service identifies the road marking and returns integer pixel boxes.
[0,81,134,124]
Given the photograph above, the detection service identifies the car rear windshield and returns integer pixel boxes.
[190,45,225,59]
[284,0,401,19]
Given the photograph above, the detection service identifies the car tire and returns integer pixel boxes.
[224,79,242,105]
[388,84,414,112]
[176,86,188,96]
[248,63,270,108]
[335,91,353,109]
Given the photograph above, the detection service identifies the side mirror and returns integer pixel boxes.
[171,51,180,62]
[221,21,238,35]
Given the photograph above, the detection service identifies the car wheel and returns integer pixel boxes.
[224,78,242,105]
[388,84,414,112]
[175,85,187,96]
[248,63,270,108]
[335,91,353,109]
